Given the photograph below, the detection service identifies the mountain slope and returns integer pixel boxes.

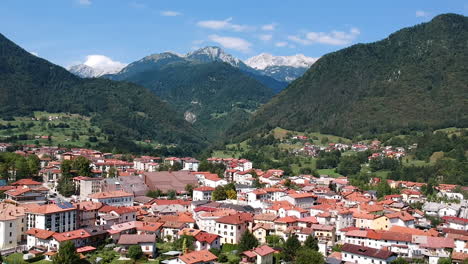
[106,56,275,139]
[234,14,468,139]
[0,33,204,153]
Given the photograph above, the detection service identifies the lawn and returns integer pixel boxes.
[316,168,343,177]
[4,253,49,264]
[0,111,106,147]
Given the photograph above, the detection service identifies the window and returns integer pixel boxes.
[9,232,12,237]
[9,223,12,228]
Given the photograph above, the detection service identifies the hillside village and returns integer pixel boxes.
[0,143,466,264]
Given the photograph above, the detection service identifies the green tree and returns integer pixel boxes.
[226,189,237,200]
[185,184,194,196]
[437,258,452,264]
[392,257,409,264]
[336,155,362,176]
[61,160,73,178]
[173,235,195,251]
[52,241,81,264]
[283,235,301,261]
[146,189,163,198]
[127,245,143,260]
[26,155,40,176]
[238,230,259,252]
[266,235,283,247]
[212,186,227,201]
[72,156,92,176]
[296,249,324,264]
[303,235,319,251]
[376,180,392,198]
[107,166,117,178]
[14,158,29,179]
[167,189,177,200]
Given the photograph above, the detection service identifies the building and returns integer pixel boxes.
[242,245,276,264]
[177,249,217,264]
[75,201,103,227]
[0,203,27,250]
[26,202,77,232]
[143,171,198,193]
[342,243,397,264]
[117,234,157,258]
[215,212,253,244]
[193,186,215,201]
[88,190,134,206]
[78,177,103,200]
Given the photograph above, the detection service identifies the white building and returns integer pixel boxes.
[88,190,134,206]
[26,202,77,233]
[0,203,27,250]
[342,243,396,264]
[193,187,215,201]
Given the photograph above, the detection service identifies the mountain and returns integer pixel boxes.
[185,47,289,92]
[232,14,468,140]
[68,64,104,78]
[0,33,204,154]
[186,46,245,68]
[245,53,317,82]
[105,53,275,139]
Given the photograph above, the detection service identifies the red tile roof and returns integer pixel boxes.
[89,190,133,199]
[26,228,55,239]
[11,178,42,186]
[178,250,217,264]
[194,232,219,244]
[217,212,253,225]
[342,243,395,260]
[53,229,91,242]
[253,245,275,256]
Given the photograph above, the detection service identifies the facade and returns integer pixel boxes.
[26,203,77,233]
[342,243,397,264]
[88,190,134,206]
[0,203,27,250]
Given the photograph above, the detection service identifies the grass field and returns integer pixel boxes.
[316,168,343,177]
[0,111,106,147]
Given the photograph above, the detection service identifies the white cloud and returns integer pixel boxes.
[82,55,126,73]
[77,0,91,5]
[288,27,360,46]
[161,10,182,17]
[197,18,251,32]
[259,34,272,41]
[29,51,39,56]
[275,41,288,47]
[415,10,430,17]
[208,35,252,53]
[261,23,277,31]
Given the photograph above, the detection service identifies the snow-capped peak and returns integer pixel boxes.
[68,64,105,78]
[245,53,318,70]
[68,55,127,78]
[186,46,242,67]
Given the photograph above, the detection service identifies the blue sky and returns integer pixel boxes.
[1,0,467,69]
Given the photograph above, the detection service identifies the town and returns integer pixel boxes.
[0,140,466,264]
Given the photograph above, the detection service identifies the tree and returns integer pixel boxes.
[127,245,143,260]
[295,249,324,264]
[336,155,361,176]
[167,189,177,200]
[303,235,319,251]
[52,241,81,264]
[392,257,409,264]
[238,230,259,252]
[147,189,163,198]
[376,181,392,198]
[173,235,195,251]
[283,235,301,261]
[61,160,73,178]
[266,235,283,247]
[26,155,40,176]
[437,258,452,264]
[212,186,227,201]
[107,166,117,178]
[72,156,92,176]
[226,189,237,200]
[185,184,194,196]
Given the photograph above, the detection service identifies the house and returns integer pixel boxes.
[26,202,77,232]
[441,216,468,231]
[242,245,276,264]
[282,193,316,208]
[193,187,215,201]
[0,203,27,250]
[215,212,253,244]
[341,243,397,264]
[11,179,43,188]
[88,190,134,206]
[77,177,103,200]
[385,211,415,228]
[50,227,107,251]
[75,201,103,227]
[97,206,137,227]
[4,186,48,204]
[26,228,56,251]
[177,249,217,264]
[194,232,220,251]
[118,234,157,258]
[182,158,200,171]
